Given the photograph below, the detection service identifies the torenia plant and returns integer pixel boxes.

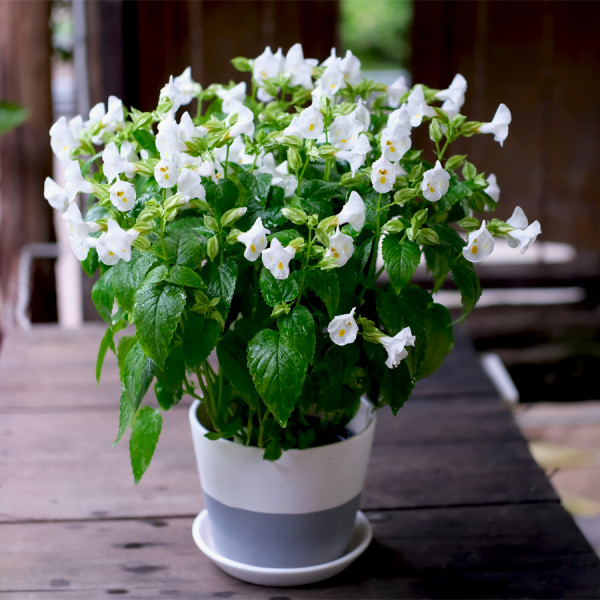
[45,44,540,482]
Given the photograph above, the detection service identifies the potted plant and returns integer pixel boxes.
[44,43,540,580]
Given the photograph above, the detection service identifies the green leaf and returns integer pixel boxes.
[278,306,315,365]
[112,251,157,312]
[182,313,221,368]
[81,247,99,276]
[217,331,260,410]
[133,129,158,155]
[298,180,341,217]
[382,236,420,294]
[163,218,208,267]
[238,172,272,206]
[440,177,471,213]
[212,178,239,219]
[247,329,308,427]
[0,102,28,135]
[142,265,169,286]
[91,269,115,324]
[382,360,414,414]
[305,269,340,318]
[207,260,238,308]
[259,268,300,307]
[96,326,116,383]
[133,283,187,368]
[123,341,157,408]
[418,303,454,379]
[117,335,137,379]
[154,346,185,410]
[451,258,482,319]
[114,386,135,446]
[130,407,163,484]
[167,265,204,288]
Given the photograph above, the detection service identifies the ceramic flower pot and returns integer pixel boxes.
[188,398,376,569]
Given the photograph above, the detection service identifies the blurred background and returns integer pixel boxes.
[0,0,599,546]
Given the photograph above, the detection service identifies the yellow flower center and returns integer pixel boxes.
[309,123,315,132]
[277,262,283,270]
[250,243,256,253]
[339,329,345,337]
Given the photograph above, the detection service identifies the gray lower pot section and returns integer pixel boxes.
[205,493,361,568]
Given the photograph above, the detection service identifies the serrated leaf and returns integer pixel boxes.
[112,251,157,312]
[81,247,99,276]
[182,313,220,368]
[133,129,158,154]
[207,260,238,308]
[451,258,482,319]
[238,172,272,205]
[247,329,308,427]
[117,335,137,380]
[154,346,185,410]
[143,265,169,286]
[133,283,187,368]
[167,265,204,288]
[130,407,162,484]
[123,341,156,408]
[113,386,134,447]
[278,306,315,365]
[418,303,454,379]
[96,325,116,383]
[305,269,340,318]
[259,268,299,307]
[382,236,420,294]
[92,268,115,324]
[163,218,208,267]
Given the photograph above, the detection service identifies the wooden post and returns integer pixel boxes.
[0,0,55,332]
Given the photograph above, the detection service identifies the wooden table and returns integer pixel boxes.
[1,325,600,599]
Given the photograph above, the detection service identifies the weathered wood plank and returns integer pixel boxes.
[2,503,599,599]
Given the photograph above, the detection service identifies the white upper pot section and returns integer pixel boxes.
[189,398,376,515]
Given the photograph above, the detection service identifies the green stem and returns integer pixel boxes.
[296,154,310,195]
[324,157,332,182]
[160,189,168,260]
[245,409,255,446]
[295,225,313,307]
[224,141,231,180]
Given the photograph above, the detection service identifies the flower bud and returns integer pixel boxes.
[220,207,247,228]
[281,207,308,225]
[207,236,219,260]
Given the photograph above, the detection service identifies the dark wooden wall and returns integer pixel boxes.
[412,0,600,254]
[0,0,55,332]
[86,0,340,111]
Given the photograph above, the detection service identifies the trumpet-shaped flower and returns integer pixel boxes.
[84,101,106,132]
[255,153,297,197]
[506,206,541,254]
[43,177,69,212]
[284,43,318,89]
[96,219,140,266]
[156,116,186,161]
[380,123,411,162]
[178,111,208,143]
[421,160,450,202]
[462,221,494,263]
[329,115,363,151]
[326,228,354,267]
[337,191,365,232]
[337,133,371,177]
[237,217,271,262]
[388,76,408,108]
[63,203,100,260]
[380,327,416,369]
[177,169,206,202]
[261,237,295,280]
[217,82,247,114]
[154,158,178,188]
[352,102,370,132]
[119,140,138,163]
[371,156,396,193]
[314,61,345,100]
[101,95,125,133]
[160,67,199,112]
[435,74,467,118]
[65,160,93,202]
[49,116,80,163]
[296,104,324,140]
[109,179,136,212]
[485,173,500,203]
[406,86,436,128]
[327,307,358,346]
[478,103,511,146]
[227,103,255,138]
[253,46,284,84]
[102,142,136,183]
[339,50,362,86]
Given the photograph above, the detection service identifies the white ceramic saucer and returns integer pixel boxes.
[191,509,372,587]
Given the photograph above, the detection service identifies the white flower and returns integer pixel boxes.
[380,123,411,162]
[178,111,208,142]
[506,206,541,254]
[462,221,494,263]
[326,228,354,267]
[380,327,416,369]
[261,238,295,280]
[102,142,136,183]
[101,95,125,133]
[119,140,138,163]
[478,103,511,146]
[109,179,136,212]
[336,133,371,177]
[156,116,186,161]
[154,158,178,188]
[227,103,254,138]
[177,169,206,202]
[436,74,467,118]
[63,203,100,260]
[256,153,297,197]
[351,101,370,131]
[217,82,247,114]
[406,86,436,128]
[314,61,345,100]
[421,160,450,202]
[64,160,93,202]
[337,191,365,232]
[85,101,106,132]
[339,50,361,85]
[49,116,80,163]
[327,307,358,346]
[96,219,140,266]
[160,67,199,112]
[253,46,285,85]
[387,105,411,130]
[371,156,396,193]
[284,43,318,89]
[296,104,324,139]
[43,177,69,212]
[237,217,271,262]
[329,115,363,151]
[485,173,500,203]
[388,76,408,108]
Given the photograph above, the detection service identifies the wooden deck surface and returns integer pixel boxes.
[1,324,600,599]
